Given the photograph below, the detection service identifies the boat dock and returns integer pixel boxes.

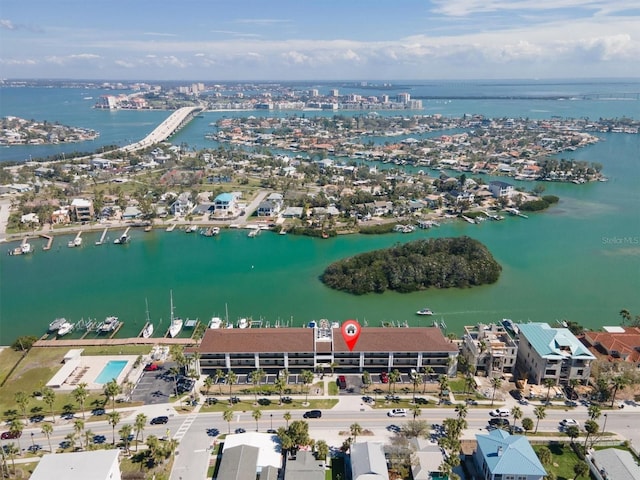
[166,224,176,232]
[96,227,109,245]
[40,234,53,250]
[33,337,196,348]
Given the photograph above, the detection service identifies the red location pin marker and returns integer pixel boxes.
[341,320,361,351]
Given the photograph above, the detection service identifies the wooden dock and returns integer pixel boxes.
[166,224,176,232]
[40,234,53,250]
[96,227,109,245]
[32,337,197,348]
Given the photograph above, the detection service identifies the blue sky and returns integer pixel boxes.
[1,0,639,80]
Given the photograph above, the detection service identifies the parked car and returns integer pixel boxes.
[388,408,407,417]
[337,375,347,389]
[150,416,169,425]
[489,408,510,417]
[1,431,21,440]
[362,396,375,405]
[380,371,389,383]
[303,410,322,419]
[144,363,160,371]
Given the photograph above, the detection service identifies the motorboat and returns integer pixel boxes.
[57,321,74,336]
[114,233,129,244]
[100,316,120,333]
[49,317,67,332]
[208,317,222,329]
[237,318,248,329]
[416,308,434,316]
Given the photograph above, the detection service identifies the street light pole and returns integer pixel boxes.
[31,432,35,449]
[270,414,273,431]
[602,413,608,435]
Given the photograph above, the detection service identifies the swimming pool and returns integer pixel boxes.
[95,360,128,384]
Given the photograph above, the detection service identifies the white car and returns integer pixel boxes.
[388,408,407,417]
[489,408,510,417]
[560,418,579,428]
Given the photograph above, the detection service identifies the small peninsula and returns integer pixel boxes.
[0,116,99,146]
[321,236,502,295]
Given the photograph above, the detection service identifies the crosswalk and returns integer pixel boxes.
[173,413,197,441]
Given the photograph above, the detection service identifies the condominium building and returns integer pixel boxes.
[515,322,595,385]
[193,325,458,376]
[461,323,518,378]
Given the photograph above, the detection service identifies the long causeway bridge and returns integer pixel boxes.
[120,106,203,153]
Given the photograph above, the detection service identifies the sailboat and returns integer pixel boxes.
[168,290,183,338]
[142,298,154,338]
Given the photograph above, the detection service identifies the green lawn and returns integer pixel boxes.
[199,398,339,414]
[533,442,584,480]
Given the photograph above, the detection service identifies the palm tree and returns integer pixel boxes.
[252,409,262,431]
[214,369,225,394]
[610,375,628,407]
[511,406,523,433]
[583,419,599,450]
[537,446,552,465]
[168,366,181,398]
[4,443,18,475]
[107,411,121,445]
[275,377,287,404]
[438,375,450,404]
[300,370,314,405]
[422,366,434,394]
[411,371,422,403]
[283,411,292,429]
[362,371,371,395]
[223,408,234,434]
[14,391,30,423]
[41,423,53,452]
[226,370,238,405]
[42,386,56,422]
[574,461,590,479]
[619,308,632,325]
[489,377,502,406]
[203,376,214,396]
[134,413,147,451]
[350,423,363,445]
[72,382,89,420]
[588,404,601,421]
[464,375,476,401]
[119,424,133,454]
[522,417,534,435]
[103,379,121,412]
[73,419,85,449]
[8,419,23,451]
[533,406,546,433]
[250,370,264,404]
[315,439,329,463]
[389,369,401,394]
[543,378,555,403]
[410,404,422,420]
[566,425,580,443]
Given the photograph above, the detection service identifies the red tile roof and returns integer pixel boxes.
[582,327,640,363]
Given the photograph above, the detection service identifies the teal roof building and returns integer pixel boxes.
[474,429,547,480]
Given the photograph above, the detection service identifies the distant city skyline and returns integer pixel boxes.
[1,0,639,81]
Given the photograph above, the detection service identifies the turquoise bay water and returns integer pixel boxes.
[0,83,638,343]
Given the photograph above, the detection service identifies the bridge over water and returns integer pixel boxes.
[120,106,203,153]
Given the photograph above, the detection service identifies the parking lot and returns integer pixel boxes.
[131,362,182,405]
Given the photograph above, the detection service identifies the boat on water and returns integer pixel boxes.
[502,318,519,335]
[248,228,260,237]
[57,321,74,336]
[114,233,129,244]
[416,308,434,316]
[100,316,120,333]
[185,225,198,233]
[68,237,82,247]
[201,226,220,237]
[10,242,32,255]
[208,317,222,329]
[49,317,67,332]
[144,225,152,232]
[141,322,154,338]
[167,290,183,337]
[237,318,249,329]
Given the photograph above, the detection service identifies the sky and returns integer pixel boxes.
[1,0,639,81]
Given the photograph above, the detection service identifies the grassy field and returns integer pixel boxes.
[0,345,149,421]
[0,347,25,385]
[199,398,339,414]
[533,442,584,480]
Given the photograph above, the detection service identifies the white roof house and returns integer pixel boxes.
[31,450,121,480]
[351,442,389,480]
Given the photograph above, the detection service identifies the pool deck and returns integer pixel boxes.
[56,355,140,391]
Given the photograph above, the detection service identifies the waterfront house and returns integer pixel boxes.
[213,192,241,217]
[581,326,640,367]
[515,322,595,385]
[351,442,389,480]
[461,323,518,379]
[193,326,458,376]
[257,193,283,217]
[474,429,546,480]
[489,181,514,198]
[170,192,193,216]
[70,198,94,222]
[20,212,39,224]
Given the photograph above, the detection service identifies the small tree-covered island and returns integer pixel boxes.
[321,236,501,295]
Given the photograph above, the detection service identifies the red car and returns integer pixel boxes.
[380,371,389,383]
[144,363,160,371]
[1,431,21,440]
